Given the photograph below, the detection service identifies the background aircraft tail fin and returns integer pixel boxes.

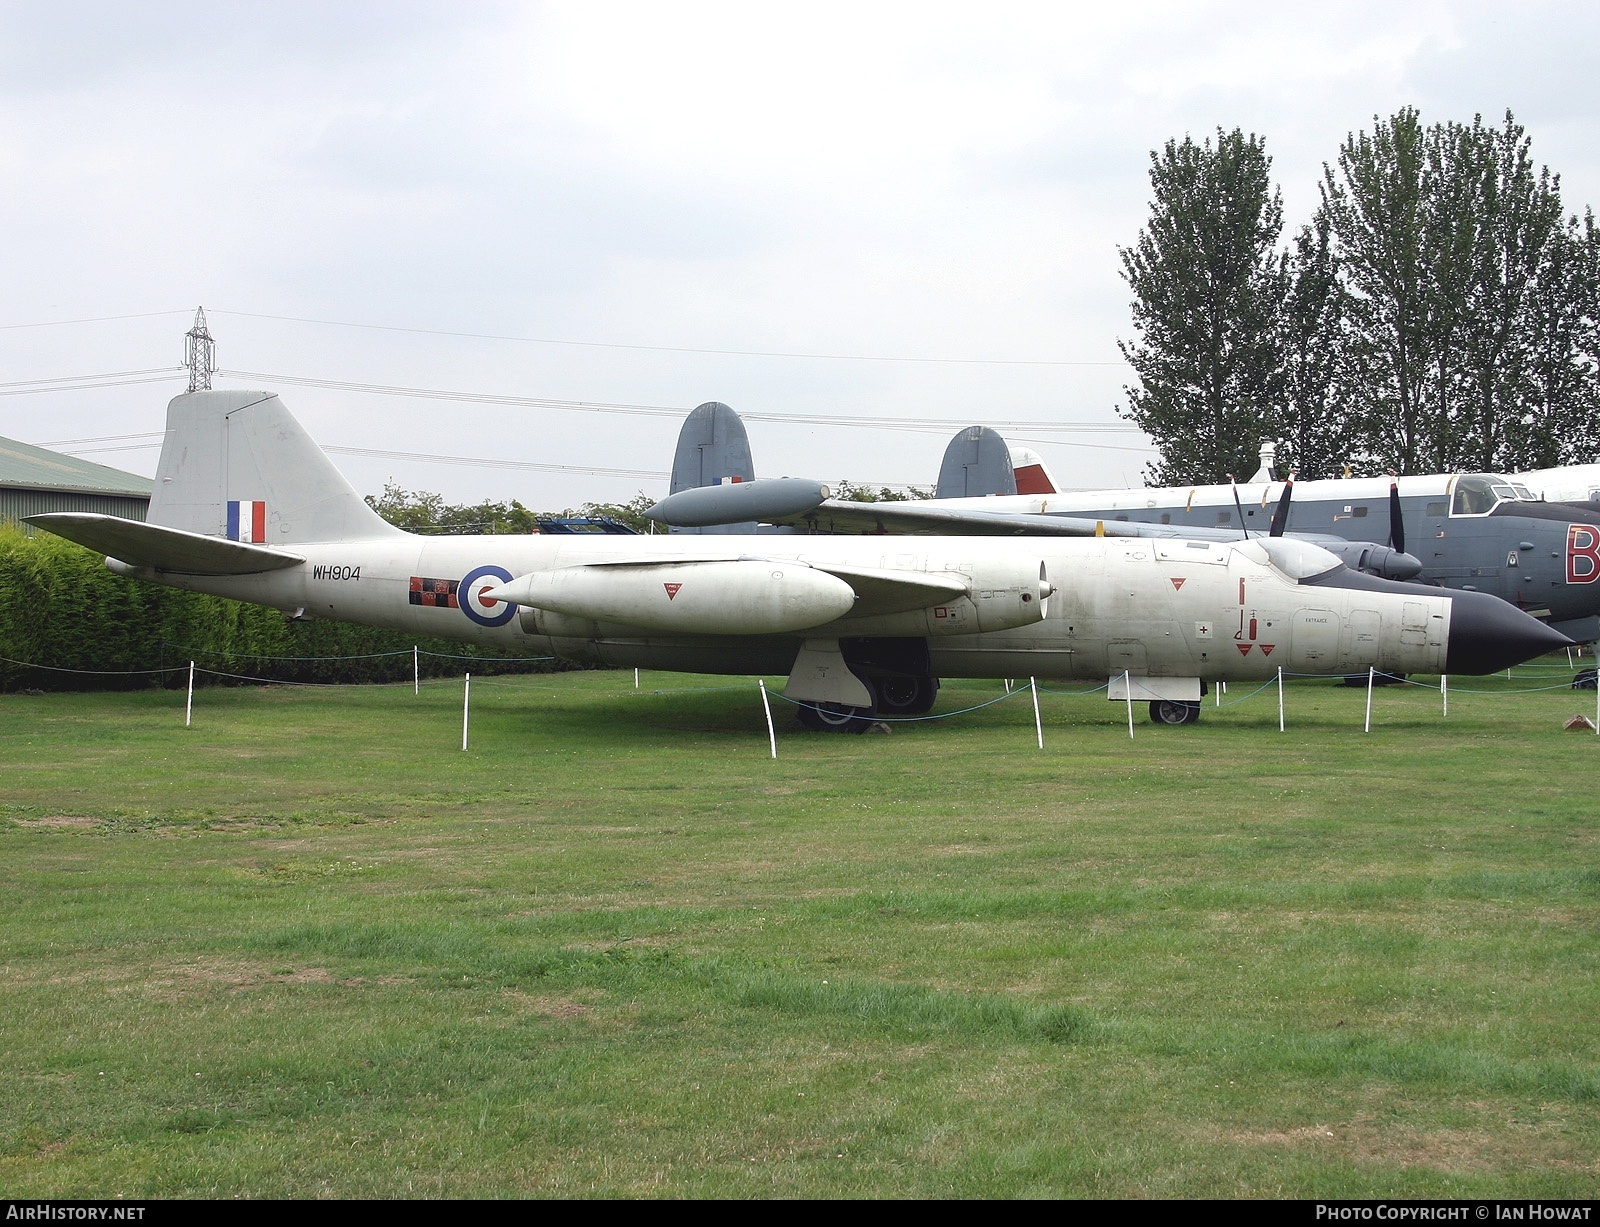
[1006,443,1060,495]
[667,401,757,534]
[936,426,1018,498]
[148,391,403,544]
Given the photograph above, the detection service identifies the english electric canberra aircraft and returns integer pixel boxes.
[29,391,1569,731]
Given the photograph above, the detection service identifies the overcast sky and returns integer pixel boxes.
[2,1,1596,510]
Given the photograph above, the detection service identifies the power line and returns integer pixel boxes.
[0,310,190,331]
[323,445,665,482]
[0,367,185,396]
[210,307,1130,367]
[217,368,1143,437]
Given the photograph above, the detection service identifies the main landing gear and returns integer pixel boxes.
[1148,699,1201,725]
[796,673,940,733]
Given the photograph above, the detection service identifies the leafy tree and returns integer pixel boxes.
[1276,217,1358,478]
[1516,208,1600,467]
[832,482,935,503]
[366,483,542,534]
[1319,109,1593,472]
[1117,128,1290,484]
[562,493,659,533]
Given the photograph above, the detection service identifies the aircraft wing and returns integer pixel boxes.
[764,501,1425,580]
[767,499,1175,538]
[26,512,305,575]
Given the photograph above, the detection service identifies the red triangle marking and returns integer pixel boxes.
[1236,643,1253,656]
[1170,577,1186,590]
[663,582,682,599]
[1259,644,1275,656]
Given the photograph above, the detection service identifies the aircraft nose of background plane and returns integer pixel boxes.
[1445,589,1577,674]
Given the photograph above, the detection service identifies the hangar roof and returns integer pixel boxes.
[0,434,153,498]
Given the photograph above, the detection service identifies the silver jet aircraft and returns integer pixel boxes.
[29,391,1569,730]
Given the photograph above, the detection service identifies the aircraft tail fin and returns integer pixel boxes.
[936,427,1017,498]
[148,391,403,545]
[1006,443,1060,495]
[667,401,757,534]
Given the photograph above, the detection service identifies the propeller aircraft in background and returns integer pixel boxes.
[649,406,1600,656]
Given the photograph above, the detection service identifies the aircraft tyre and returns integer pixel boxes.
[1573,668,1598,690]
[797,701,875,733]
[1149,699,1201,725]
[872,674,938,716]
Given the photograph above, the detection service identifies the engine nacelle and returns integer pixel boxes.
[831,557,1052,637]
[485,560,857,635]
[646,478,832,527]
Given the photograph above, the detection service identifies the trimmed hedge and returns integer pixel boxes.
[0,526,567,691]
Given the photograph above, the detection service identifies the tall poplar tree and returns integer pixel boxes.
[1319,109,1590,472]
[1277,216,1357,479]
[1117,129,1289,484]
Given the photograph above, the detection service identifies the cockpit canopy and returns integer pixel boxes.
[1234,536,1345,582]
[1451,474,1537,516]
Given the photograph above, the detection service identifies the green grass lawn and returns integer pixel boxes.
[1,665,1597,1198]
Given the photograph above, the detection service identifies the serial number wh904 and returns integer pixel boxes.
[312,564,362,581]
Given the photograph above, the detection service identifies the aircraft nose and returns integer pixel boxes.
[1445,589,1577,674]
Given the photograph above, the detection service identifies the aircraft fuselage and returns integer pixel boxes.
[925,474,1600,641]
[115,531,1512,685]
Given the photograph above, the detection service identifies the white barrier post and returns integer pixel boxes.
[1364,665,1375,733]
[634,668,640,689]
[1124,669,1134,740]
[1277,667,1284,732]
[1216,680,1224,707]
[1030,676,1043,749]
[759,680,777,759]
[185,660,195,727]
[1441,674,1448,718]
[1594,672,1598,737]
[413,645,419,695]
[462,673,471,751]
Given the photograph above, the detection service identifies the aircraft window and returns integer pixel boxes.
[1451,475,1500,516]
[1511,483,1535,501]
[1234,537,1343,581]
[1160,513,1171,525]
[1216,512,1232,525]
[1352,506,1368,517]
[1426,501,1447,517]
[1491,484,1518,503]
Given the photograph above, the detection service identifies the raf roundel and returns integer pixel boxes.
[459,564,517,627]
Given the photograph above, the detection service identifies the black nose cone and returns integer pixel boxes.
[1446,589,1577,674]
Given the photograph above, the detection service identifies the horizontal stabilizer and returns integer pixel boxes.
[26,512,304,575]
